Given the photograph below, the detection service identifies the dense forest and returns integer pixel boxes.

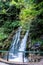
[0,0,43,51]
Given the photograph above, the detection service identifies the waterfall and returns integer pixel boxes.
[17,30,29,62]
[8,27,22,59]
[8,29,29,62]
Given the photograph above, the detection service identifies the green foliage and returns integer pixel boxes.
[0,33,8,40]
[0,0,20,50]
[0,28,8,40]
[19,1,43,29]
[10,0,17,5]
[0,0,43,50]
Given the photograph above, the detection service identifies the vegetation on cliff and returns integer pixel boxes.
[0,0,43,50]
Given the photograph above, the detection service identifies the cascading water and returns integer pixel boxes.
[16,30,29,62]
[8,29,29,62]
[8,27,22,59]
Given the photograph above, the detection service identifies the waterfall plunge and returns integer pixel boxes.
[8,27,22,58]
[8,28,29,62]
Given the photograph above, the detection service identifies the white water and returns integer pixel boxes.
[0,62,9,65]
[8,27,22,58]
[8,28,29,62]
